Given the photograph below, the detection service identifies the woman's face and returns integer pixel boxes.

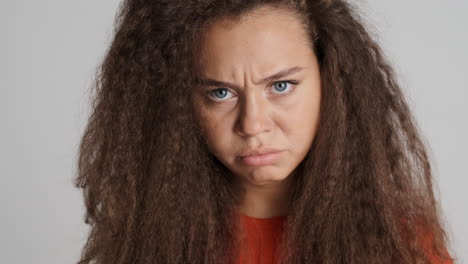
[192,7,321,188]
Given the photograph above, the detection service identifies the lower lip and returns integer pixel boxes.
[239,151,283,166]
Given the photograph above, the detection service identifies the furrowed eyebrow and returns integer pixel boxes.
[196,66,304,89]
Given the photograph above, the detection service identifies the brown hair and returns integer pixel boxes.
[75,0,454,263]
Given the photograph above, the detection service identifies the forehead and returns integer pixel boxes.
[196,7,314,75]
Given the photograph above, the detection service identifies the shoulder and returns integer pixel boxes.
[413,218,454,264]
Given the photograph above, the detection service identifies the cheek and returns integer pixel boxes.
[192,95,236,158]
[198,112,232,155]
[281,88,321,148]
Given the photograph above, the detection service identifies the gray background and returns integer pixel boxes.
[1,0,466,263]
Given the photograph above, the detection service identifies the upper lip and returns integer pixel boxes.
[239,147,282,157]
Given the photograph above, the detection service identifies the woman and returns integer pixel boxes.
[75,0,455,263]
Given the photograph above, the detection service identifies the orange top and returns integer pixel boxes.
[234,212,453,264]
[235,212,287,264]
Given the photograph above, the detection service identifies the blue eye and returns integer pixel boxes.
[207,88,234,101]
[206,80,297,102]
[271,80,297,94]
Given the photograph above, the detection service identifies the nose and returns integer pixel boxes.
[234,92,272,137]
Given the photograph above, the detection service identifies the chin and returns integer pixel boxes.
[242,168,290,186]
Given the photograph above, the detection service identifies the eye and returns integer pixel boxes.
[271,80,298,95]
[206,88,235,102]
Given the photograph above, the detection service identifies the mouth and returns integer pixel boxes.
[239,148,282,157]
[238,149,284,166]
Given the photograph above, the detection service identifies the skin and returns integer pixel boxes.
[192,7,321,218]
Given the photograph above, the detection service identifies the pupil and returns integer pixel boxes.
[275,82,287,91]
[215,89,227,98]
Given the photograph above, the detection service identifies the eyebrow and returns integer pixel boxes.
[196,66,304,89]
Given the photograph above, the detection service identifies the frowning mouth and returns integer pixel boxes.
[238,148,284,166]
[239,148,283,157]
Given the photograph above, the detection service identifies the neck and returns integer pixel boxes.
[234,173,295,218]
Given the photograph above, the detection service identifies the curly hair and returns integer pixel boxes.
[75,0,454,263]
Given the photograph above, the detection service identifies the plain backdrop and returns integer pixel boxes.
[1,0,466,263]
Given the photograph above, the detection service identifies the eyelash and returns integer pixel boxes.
[205,80,299,102]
